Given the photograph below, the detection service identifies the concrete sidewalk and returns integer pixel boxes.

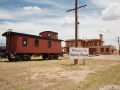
[89,55,120,60]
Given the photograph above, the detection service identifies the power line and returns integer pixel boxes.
[66,5,87,12]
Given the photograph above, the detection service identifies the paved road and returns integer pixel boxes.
[89,55,120,60]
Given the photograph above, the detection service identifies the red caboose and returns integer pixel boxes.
[2,31,63,61]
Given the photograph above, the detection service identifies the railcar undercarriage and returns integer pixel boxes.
[7,53,59,61]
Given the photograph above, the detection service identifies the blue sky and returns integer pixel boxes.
[0,0,120,49]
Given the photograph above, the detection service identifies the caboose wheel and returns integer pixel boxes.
[27,55,31,60]
[42,54,48,59]
[55,55,59,59]
[48,55,52,60]
[42,55,46,59]
[50,55,54,59]
[8,55,13,61]
[15,55,21,61]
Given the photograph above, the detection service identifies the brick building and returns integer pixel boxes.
[64,34,117,55]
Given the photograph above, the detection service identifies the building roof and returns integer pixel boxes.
[65,38,104,42]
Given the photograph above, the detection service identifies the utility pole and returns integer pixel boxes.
[66,0,87,65]
[116,37,120,55]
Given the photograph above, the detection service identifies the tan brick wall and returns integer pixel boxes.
[64,34,117,55]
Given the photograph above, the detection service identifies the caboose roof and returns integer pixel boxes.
[2,31,63,41]
[40,31,58,34]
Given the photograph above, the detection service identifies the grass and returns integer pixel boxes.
[0,76,24,90]
[79,64,120,90]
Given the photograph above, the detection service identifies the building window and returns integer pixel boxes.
[22,38,27,46]
[35,39,39,47]
[94,48,97,52]
[94,42,97,46]
[48,33,50,36]
[101,48,104,52]
[48,41,51,47]
[67,42,70,46]
[99,42,101,46]
[106,48,109,52]
[87,42,89,46]
[52,34,54,38]
[90,42,93,46]
[83,42,85,47]
[81,42,83,46]
[71,42,74,46]
[55,34,57,38]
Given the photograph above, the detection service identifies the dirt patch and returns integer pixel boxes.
[0,55,120,90]
[24,66,95,83]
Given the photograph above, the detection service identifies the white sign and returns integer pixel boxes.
[69,48,89,59]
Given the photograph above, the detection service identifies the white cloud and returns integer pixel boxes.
[61,16,74,26]
[23,6,41,11]
[0,0,120,49]
[3,21,14,26]
[24,0,70,9]
[101,3,120,21]
[91,0,120,8]
[0,8,41,20]
[98,28,112,33]
[105,29,112,33]
[0,9,15,20]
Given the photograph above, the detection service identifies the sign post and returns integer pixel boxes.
[69,48,89,65]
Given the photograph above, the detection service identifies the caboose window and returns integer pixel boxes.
[56,34,58,38]
[22,38,27,46]
[48,41,51,48]
[35,39,39,47]
[48,33,50,36]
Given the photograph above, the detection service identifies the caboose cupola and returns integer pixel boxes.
[39,31,58,39]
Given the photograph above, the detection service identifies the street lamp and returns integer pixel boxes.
[83,37,87,48]
[83,37,87,65]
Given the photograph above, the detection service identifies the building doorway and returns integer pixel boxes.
[89,48,97,54]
